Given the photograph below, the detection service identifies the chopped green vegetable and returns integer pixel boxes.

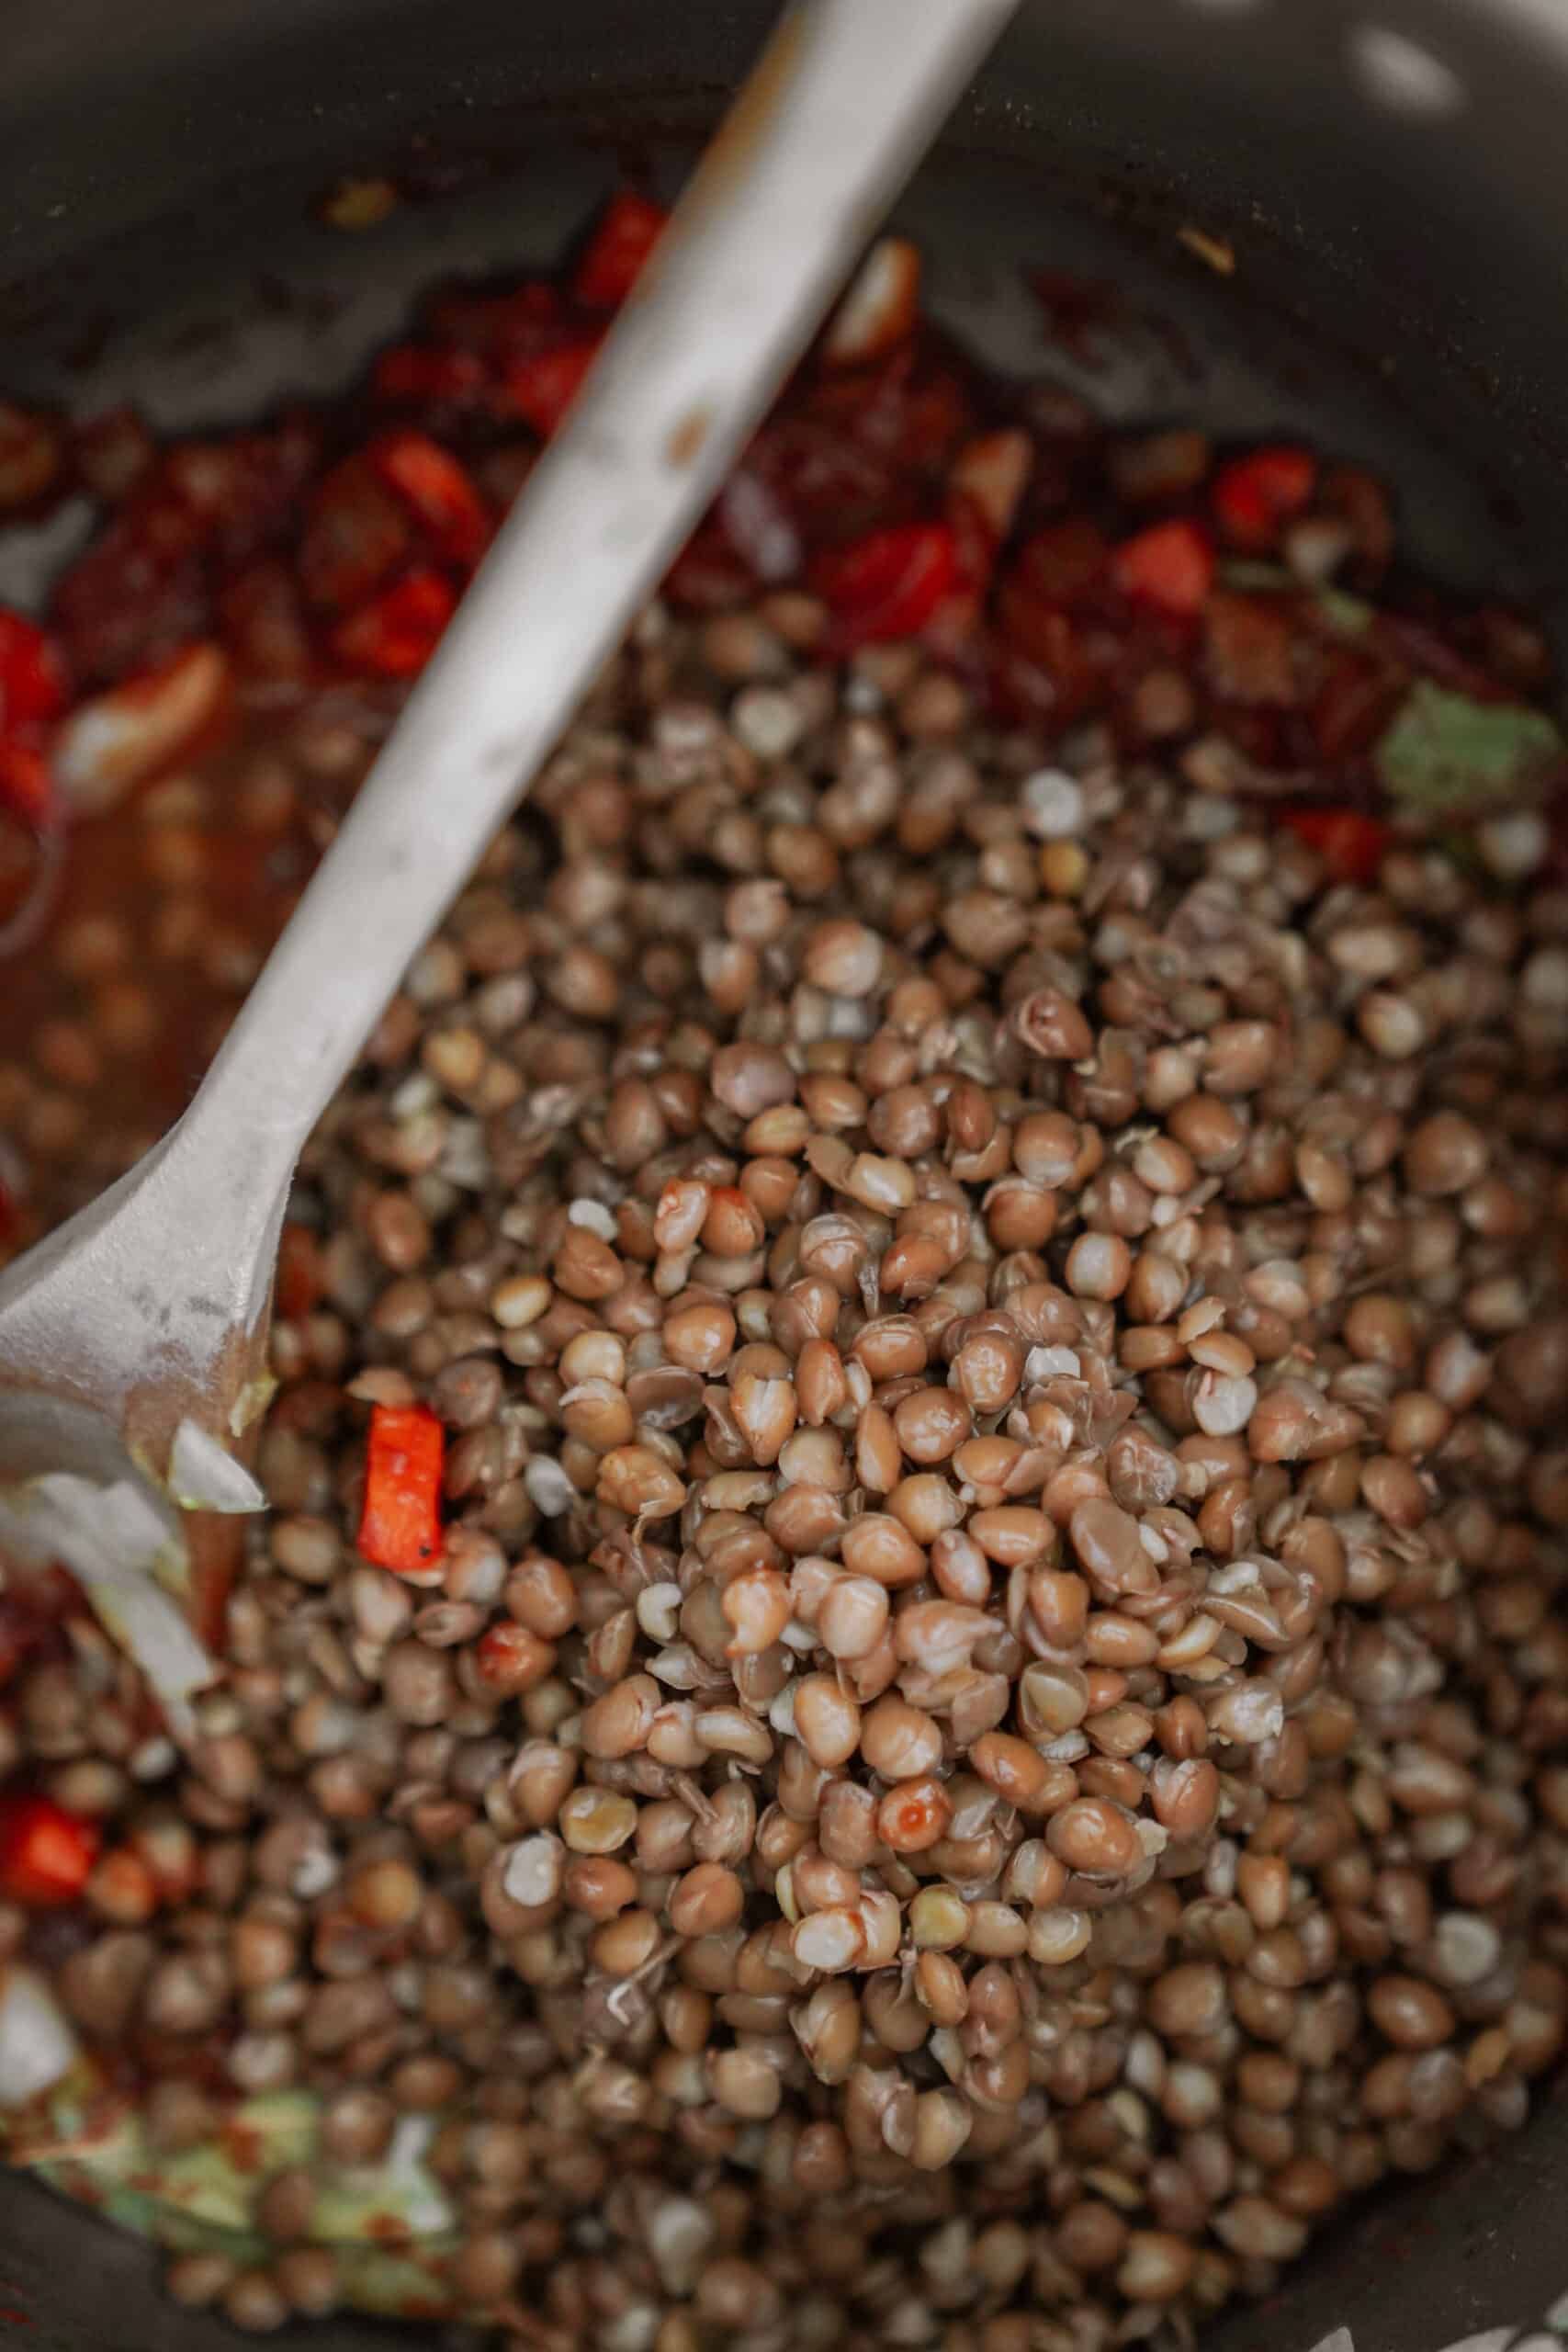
[1375,678,1566,813]
[309,2114,456,2245]
[13,2085,460,2323]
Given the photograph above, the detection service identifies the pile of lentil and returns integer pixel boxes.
[2,201,1568,2352]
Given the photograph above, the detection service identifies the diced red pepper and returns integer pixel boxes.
[0,1792,100,1908]
[330,567,457,678]
[0,741,54,830]
[810,521,957,650]
[572,191,669,311]
[367,431,490,568]
[0,609,68,729]
[1212,445,1317,550]
[371,342,490,407]
[1111,519,1215,617]
[502,340,604,438]
[358,1402,446,1575]
[1279,805,1392,886]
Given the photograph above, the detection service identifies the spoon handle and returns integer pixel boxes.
[165,0,1020,1233]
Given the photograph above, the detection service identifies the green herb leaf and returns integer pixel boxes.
[1374,679,1565,813]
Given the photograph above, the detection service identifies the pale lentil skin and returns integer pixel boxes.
[3,444,1568,2352]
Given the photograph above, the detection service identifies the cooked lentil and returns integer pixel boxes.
[0,194,1566,2352]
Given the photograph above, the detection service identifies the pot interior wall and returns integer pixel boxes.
[1,4,1567,2348]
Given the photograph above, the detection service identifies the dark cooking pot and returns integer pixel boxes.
[2,2,1567,2346]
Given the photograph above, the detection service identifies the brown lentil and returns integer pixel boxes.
[2,253,1566,2352]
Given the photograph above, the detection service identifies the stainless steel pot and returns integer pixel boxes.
[1,3,1566,2346]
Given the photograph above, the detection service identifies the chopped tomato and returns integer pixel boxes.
[275,1221,324,1322]
[742,414,903,547]
[330,568,457,678]
[0,1792,100,1907]
[1280,805,1392,885]
[572,191,669,311]
[991,610,1104,729]
[1311,652,1404,763]
[0,609,67,729]
[299,454,413,614]
[502,340,604,438]
[367,432,490,568]
[806,345,974,481]
[358,1402,446,1575]
[1203,593,1303,707]
[1008,517,1109,608]
[810,521,957,650]
[371,343,490,407]
[0,741,54,829]
[218,560,313,684]
[1212,445,1316,550]
[1111,519,1214,617]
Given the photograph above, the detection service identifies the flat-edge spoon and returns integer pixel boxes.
[0,0,1021,1722]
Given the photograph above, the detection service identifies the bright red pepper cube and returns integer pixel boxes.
[1110,519,1214,617]
[0,1792,100,1908]
[572,191,669,311]
[358,1402,446,1575]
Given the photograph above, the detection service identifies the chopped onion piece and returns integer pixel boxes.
[0,1965,79,2108]
[169,1418,266,1514]
[0,1470,216,1732]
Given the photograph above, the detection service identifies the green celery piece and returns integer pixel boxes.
[336,2245,457,2320]
[308,2114,456,2245]
[1375,678,1565,812]
[28,2088,460,2324]
[34,2088,321,2235]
